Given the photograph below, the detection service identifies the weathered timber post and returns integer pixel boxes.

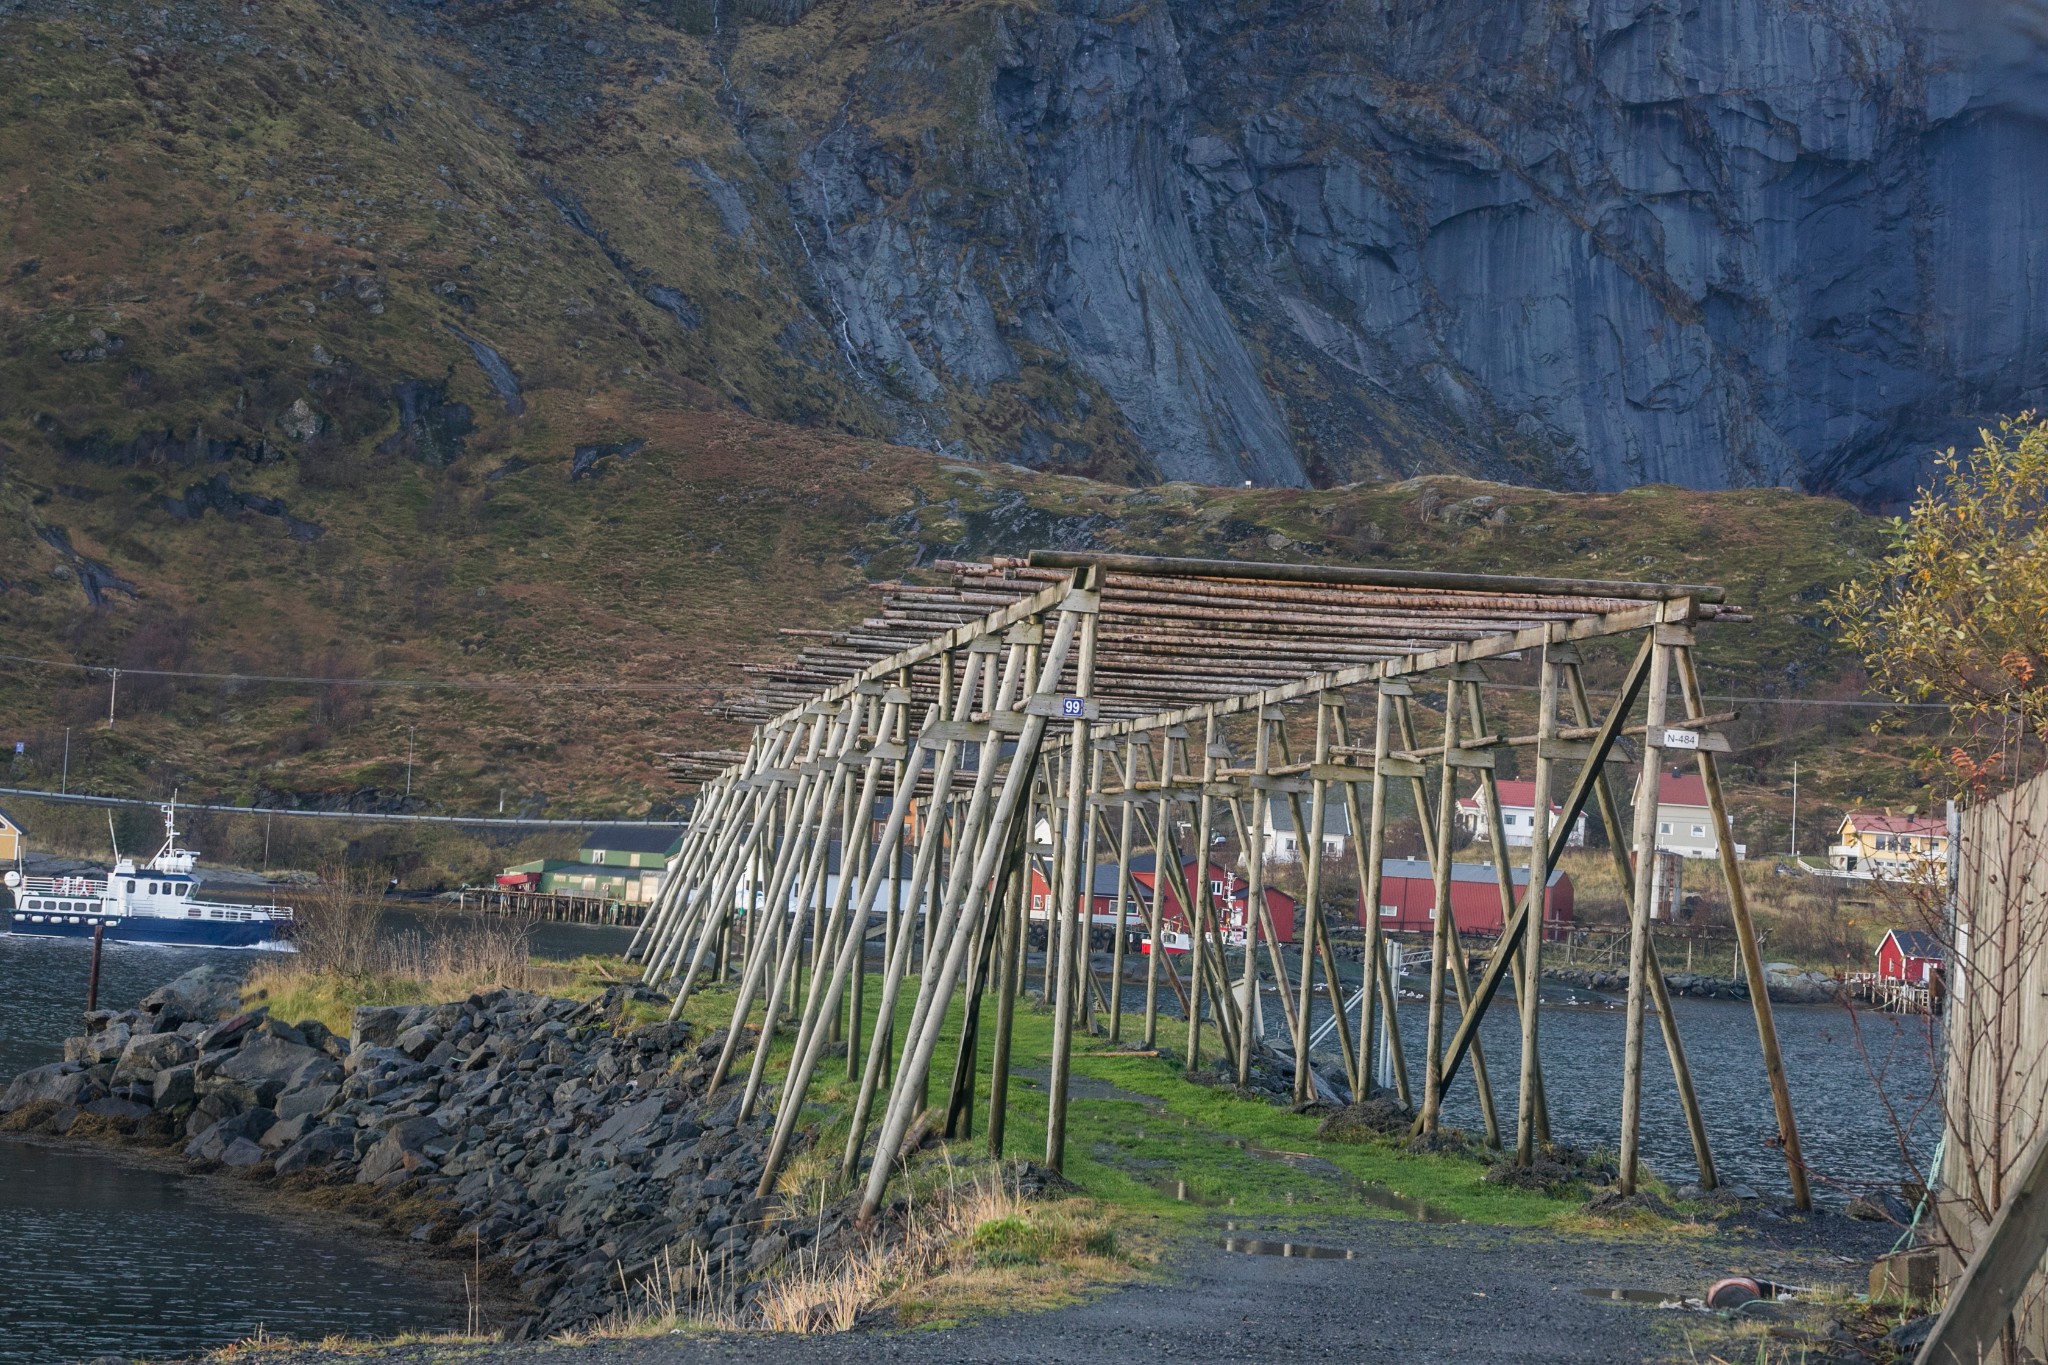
[836,632,1026,1185]
[859,581,1089,1220]
[1398,686,1500,1146]
[1420,678,1461,1136]
[1344,687,1410,1105]
[1619,626,1676,1195]
[986,814,1030,1157]
[1188,707,1219,1076]
[1047,570,1102,1172]
[1674,644,1807,1208]
[1107,738,1138,1043]
[1518,639,1559,1166]
[1558,654,1716,1189]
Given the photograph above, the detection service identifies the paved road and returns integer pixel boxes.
[252,1212,1888,1365]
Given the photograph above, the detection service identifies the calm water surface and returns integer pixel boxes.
[0,912,629,1365]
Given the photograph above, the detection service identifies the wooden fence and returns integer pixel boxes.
[1938,769,2048,1353]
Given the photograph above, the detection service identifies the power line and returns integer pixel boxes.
[0,647,1953,708]
[0,785,675,828]
[0,650,699,694]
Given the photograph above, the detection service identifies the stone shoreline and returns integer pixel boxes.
[1545,965,1847,1005]
[0,966,818,1337]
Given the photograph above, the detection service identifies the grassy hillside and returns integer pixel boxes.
[0,0,1937,875]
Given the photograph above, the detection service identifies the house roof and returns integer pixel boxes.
[1456,780,1569,815]
[1658,772,1710,807]
[1842,812,1946,836]
[0,802,20,833]
[581,824,684,856]
[1882,928,1944,960]
[1380,858,1567,888]
[1265,803,1352,836]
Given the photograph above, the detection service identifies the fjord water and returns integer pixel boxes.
[0,935,469,1365]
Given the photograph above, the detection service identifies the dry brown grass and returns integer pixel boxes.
[581,1166,1131,1341]
[244,912,555,1033]
[1554,849,1890,971]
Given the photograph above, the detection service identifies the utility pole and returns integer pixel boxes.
[1790,759,1799,859]
[404,725,416,801]
[106,669,118,728]
[61,727,70,795]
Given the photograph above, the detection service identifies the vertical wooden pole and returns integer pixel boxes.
[86,921,105,1014]
[1517,642,1559,1166]
[1347,688,1407,1105]
[1561,657,1716,1189]
[1277,699,1359,1105]
[1047,578,1101,1173]
[1108,739,1137,1043]
[1421,680,1460,1136]
[987,815,1028,1158]
[1619,631,1674,1195]
[1187,708,1218,1077]
[1674,644,1808,1208]
[1144,734,1173,1048]
[1399,689,1499,1145]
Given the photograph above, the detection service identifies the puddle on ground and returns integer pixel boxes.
[1581,1287,1691,1306]
[1219,1237,1358,1260]
[1351,1180,1462,1223]
[1150,1178,1227,1206]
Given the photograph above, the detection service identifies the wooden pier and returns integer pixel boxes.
[457,886,644,927]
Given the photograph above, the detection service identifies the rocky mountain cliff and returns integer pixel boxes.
[4,0,2044,505]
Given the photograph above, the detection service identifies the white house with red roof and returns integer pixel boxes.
[1455,780,1589,849]
[1651,770,1745,859]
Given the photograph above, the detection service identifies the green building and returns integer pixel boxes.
[495,824,684,905]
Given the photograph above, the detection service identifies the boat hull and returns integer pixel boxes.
[4,910,293,951]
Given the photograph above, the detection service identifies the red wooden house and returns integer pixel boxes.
[1026,852,1296,947]
[1877,928,1944,986]
[1358,858,1574,939]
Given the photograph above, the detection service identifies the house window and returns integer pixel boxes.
[1658,822,1671,835]
[1210,880,1224,896]
[1379,904,1398,917]
[1503,814,1517,827]
[1691,825,1706,838]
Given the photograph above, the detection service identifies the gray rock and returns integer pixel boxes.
[351,1006,410,1052]
[1,1062,97,1112]
[140,965,242,1026]
[260,1113,315,1150]
[358,1115,445,1184]
[66,1023,132,1066]
[592,1094,666,1145]
[216,1036,343,1103]
[194,1008,267,1053]
[220,1136,267,1168]
[153,1064,198,1109]
[275,1125,355,1175]
[114,1031,198,1083]
[395,1024,442,1060]
[276,1083,339,1122]
[185,1108,277,1163]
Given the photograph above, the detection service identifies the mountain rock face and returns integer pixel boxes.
[4,0,2044,504]
[741,0,2048,500]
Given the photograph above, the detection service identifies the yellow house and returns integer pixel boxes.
[1829,810,1947,881]
[0,804,22,864]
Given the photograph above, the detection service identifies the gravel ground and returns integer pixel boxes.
[231,1209,1896,1365]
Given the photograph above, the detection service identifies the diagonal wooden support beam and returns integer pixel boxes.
[1418,631,1657,1123]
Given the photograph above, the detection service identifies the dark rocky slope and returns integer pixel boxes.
[5,0,2043,503]
[0,968,808,1336]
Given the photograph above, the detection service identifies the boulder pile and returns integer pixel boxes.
[0,966,806,1336]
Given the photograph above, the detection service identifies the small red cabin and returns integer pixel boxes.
[1877,928,1944,986]
[1358,858,1574,939]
